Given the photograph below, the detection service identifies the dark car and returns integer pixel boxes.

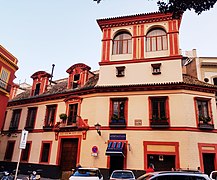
[137,171,210,180]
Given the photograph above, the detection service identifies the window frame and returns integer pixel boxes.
[4,140,15,161]
[20,141,32,162]
[146,28,168,52]
[39,141,52,164]
[151,63,162,75]
[149,96,170,127]
[194,97,213,127]
[112,32,132,55]
[10,109,22,130]
[109,98,128,126]
[0,67,10,89]
[44,105,57,127]
[116,66,126,77]
[25,107,38,129]
[67,103,78,125]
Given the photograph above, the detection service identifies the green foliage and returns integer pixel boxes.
[199,115,211,124]
[59,113,67,120]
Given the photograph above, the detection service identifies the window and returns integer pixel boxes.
[25,107,37,129]
[116,66,126,77]
[151,63,161,75]
[68,103,78,125]
[34,83,41,96]
[0,67,10,89]
[149,97,169,127]
[196,99,212,124]
[112,32,132,55]
[73,74,80,89]
[40,142,51,163]
[44,105,57,127]
[146,28,168,52]
[10,109,22,130]
[21,142,31,162]
[4,141,15,161]
[110,98,127,126]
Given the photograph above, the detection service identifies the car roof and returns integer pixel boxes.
[112,170,134,173]
[138,171,209,179]
[78,168,100,170]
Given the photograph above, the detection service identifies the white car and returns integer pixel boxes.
[69,168,103,180]
[109,170,135,180]
[210,171,217,180]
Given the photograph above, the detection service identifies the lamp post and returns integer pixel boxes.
[94,123,101,136]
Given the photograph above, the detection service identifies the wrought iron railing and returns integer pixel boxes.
[0,78,11,93]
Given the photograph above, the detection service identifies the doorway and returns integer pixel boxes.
[60,138,79,171]
[109,155,124,175]
[203,153,215,175]
[148,154,175,171]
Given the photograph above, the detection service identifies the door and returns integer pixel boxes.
[203,153,215,175]
[109,156,124,176]
[60,138,78,171]
[148,154,175,171]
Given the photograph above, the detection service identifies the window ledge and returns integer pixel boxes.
[109,120,126,128]
[198,123,214,130]
[152,72,161,75]
[150,120,169,128]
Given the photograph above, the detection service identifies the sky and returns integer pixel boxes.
[1,0,217,84]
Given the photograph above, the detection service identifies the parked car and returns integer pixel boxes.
[210,171,217,180]
[137,171,210,180]
[69,168,103,180]
[109,170,135,180]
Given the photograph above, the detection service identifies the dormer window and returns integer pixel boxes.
[146,28,168,52]
[116,66,125,77]
[151,63,161,75]
[112,32,132,55]
[34,83,41,96]
[73,74,80,89]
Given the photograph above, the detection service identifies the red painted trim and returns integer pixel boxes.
[99,55,183,66]
[140,25,144,59]
[198,143,217,172]
[106,28,111,61]
[133,26,137,59]
[20,141,32,162]
[56,135,82,165]
[39,141,52,164]
[106,140,128,169]
[143,141,180,170]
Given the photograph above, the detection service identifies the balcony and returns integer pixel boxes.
[198,123,214,130]
[109,119,126,128]
[150,119,169,128]
[0,79,11,93]
[43,125,54,131]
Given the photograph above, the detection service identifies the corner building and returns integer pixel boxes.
[1,12,217,179]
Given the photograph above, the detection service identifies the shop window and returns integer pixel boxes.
[40,142,51,163]
[149,97,169,127]
[195,98,214,129]
[67,103,78,125]
[25,107,37,130]
[21,142,31,162]
[151,63,161,75]
[116,66,125,77]
[44,105,57,128]
[112,32,132,55]
[146,28,168,52]
[110,98,127,127]
[9,109,22,130]
[4,141,15,161]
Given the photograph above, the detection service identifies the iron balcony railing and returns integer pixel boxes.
[0,78,11,93]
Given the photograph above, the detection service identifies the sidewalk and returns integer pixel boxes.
[17,174,60,180]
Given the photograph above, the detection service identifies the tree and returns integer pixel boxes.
[93,0,217,18]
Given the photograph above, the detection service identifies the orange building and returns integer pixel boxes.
[1,12,217,179]
[0,45,18,131]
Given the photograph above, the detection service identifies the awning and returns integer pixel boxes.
[105,141,125,156]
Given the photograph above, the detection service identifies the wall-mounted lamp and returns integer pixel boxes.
[94,123,101,136]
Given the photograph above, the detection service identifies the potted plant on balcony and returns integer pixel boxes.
[59,113,67,123]
[199,115,211,124]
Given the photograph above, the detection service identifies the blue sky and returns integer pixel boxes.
[1,0,217,84]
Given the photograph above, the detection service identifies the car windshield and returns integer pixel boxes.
[73,169,98,177]
[112,171,134,178]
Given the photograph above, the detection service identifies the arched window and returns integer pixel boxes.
[112,32,132,55]
[146,28,168,52]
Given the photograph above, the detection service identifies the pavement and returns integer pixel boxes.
[17,174,60,180]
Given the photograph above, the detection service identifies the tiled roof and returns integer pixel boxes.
[9,74,216,103]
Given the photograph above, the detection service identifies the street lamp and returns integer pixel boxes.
[94,123,101,136]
